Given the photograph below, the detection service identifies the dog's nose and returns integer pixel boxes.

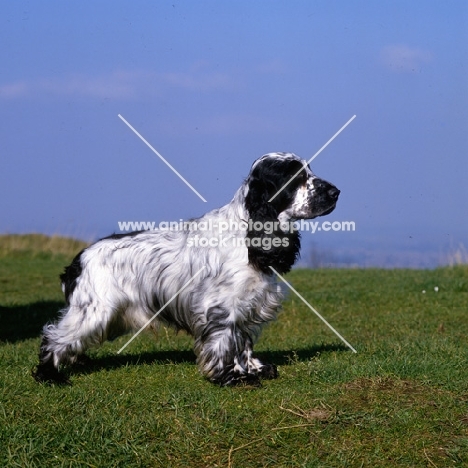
[328,186,340,200]
[313,179,340,200]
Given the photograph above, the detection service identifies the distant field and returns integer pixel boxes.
[0,234,467,467]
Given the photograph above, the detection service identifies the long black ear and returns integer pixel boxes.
[245,177,279,220]
[244,175,301,275]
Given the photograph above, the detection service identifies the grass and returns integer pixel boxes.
[0,234,467,467]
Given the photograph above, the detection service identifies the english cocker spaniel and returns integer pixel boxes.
[33,152,339,386]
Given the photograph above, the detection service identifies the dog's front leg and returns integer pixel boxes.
[194,307,262,386]
[240,348,279,381]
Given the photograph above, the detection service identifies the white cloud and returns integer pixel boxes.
[42,72,138,99]
[380,44,433,73]
[0,68,235,100]
[0,81,29,99]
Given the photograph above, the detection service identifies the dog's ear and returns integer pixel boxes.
[245,177,279,221]
[244,174,301,275]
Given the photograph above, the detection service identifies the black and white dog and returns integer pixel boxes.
[33,152,339,386]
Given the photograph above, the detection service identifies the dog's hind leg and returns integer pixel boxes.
[32,302,124,384]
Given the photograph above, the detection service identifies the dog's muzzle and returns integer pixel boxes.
[313,178,340,201]
[311,178,340,216]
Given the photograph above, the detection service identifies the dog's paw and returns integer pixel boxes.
[236,373,262,388]
[259,363,279,380]
[217,372,262,388]
[32,363,71,386]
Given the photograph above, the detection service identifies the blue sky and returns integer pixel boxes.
[1,1,467,266]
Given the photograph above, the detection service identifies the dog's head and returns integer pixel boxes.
[245,152,340,223]
[243,152,340,275]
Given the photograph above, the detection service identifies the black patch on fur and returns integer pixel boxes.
[100,230,146,241]
[245,158,305,275]
[60,250,85,304]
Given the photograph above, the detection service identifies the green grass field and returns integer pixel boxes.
[1,235,467,467]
